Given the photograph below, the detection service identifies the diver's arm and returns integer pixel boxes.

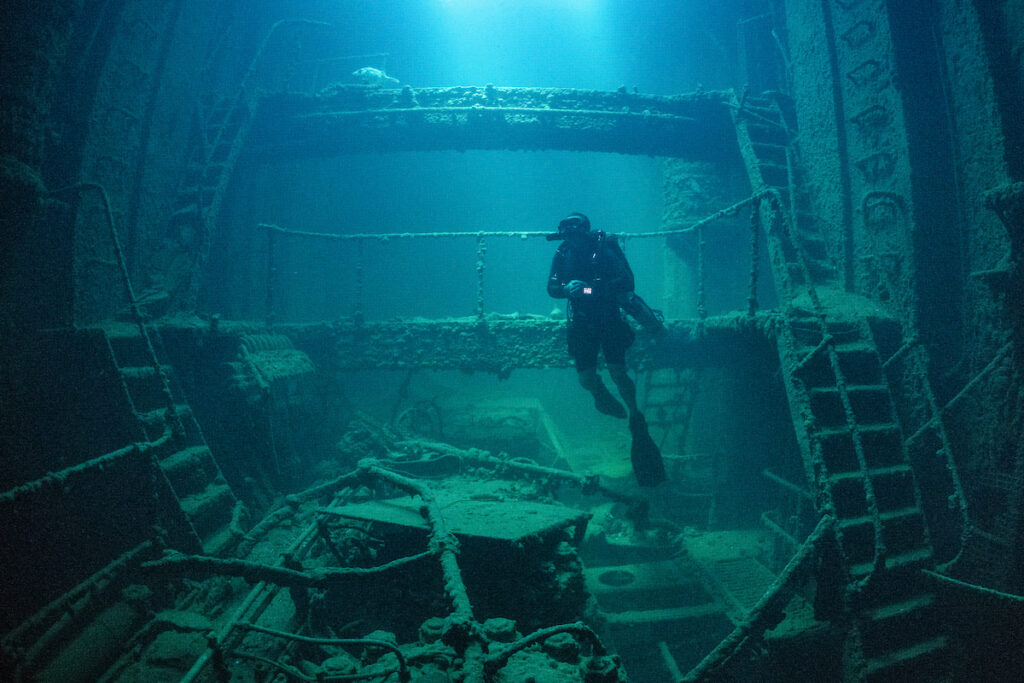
[547,249,570,298]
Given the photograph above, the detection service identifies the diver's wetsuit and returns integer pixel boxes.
[547,231,636,370]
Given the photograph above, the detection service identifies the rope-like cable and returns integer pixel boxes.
[256,194,765,243]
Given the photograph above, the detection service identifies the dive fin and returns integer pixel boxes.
[629,413,666,487]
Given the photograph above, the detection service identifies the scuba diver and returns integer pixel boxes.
[547,212,665,486]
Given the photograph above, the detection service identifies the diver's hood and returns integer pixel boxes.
[549,213,591,241]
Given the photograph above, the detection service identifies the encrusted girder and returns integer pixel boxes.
[247,86,737,160]
[274,312,780,376]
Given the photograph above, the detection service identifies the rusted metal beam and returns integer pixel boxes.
[247,86,737,160]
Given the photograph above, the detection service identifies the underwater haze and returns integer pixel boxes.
[211,0,766,322]
[323,0,741,94]
[9,0,1021,681]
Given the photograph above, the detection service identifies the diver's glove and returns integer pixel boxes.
[566,280,591,298]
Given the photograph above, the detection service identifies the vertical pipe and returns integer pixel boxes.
[475,233,486,320]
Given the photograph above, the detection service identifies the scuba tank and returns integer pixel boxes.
[618,291,666,335]
[596,231,666,335]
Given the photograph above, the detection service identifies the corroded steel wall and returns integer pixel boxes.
[789,0,918,322]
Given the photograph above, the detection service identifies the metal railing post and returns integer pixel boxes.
[475,233,487,320]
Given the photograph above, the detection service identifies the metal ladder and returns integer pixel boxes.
[168,96,254,268]
[639,366,698,454]
[101,323,241,555]
[780,314,946,681]
[733,93,950,681]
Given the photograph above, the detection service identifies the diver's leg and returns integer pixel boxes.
[577,367,627,418]
[607,363,639,417]
[577,366,601,393]
[570,324,626,418]
[603,319,640,420]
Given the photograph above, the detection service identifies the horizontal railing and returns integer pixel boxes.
[258,193,769,326]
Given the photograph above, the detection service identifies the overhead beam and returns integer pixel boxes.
[246,85,738,160]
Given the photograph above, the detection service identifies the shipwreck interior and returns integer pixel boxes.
[3,1,1024,681]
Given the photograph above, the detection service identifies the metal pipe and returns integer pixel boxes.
[906,341,1012,446]
[140,549,434,587]
[234,621,409,679]
[681,515,833,682]
[922,568,1024,604]
[761,511,799,548]
[484,621,607,675]
[179,517,321,683]
[2,541,154,667]
[475,233,486,319]
[761,468,813,501]
[0,430,172,505]
[359,463,486,680]
[658,640,685,680]
[747,200,760,315]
